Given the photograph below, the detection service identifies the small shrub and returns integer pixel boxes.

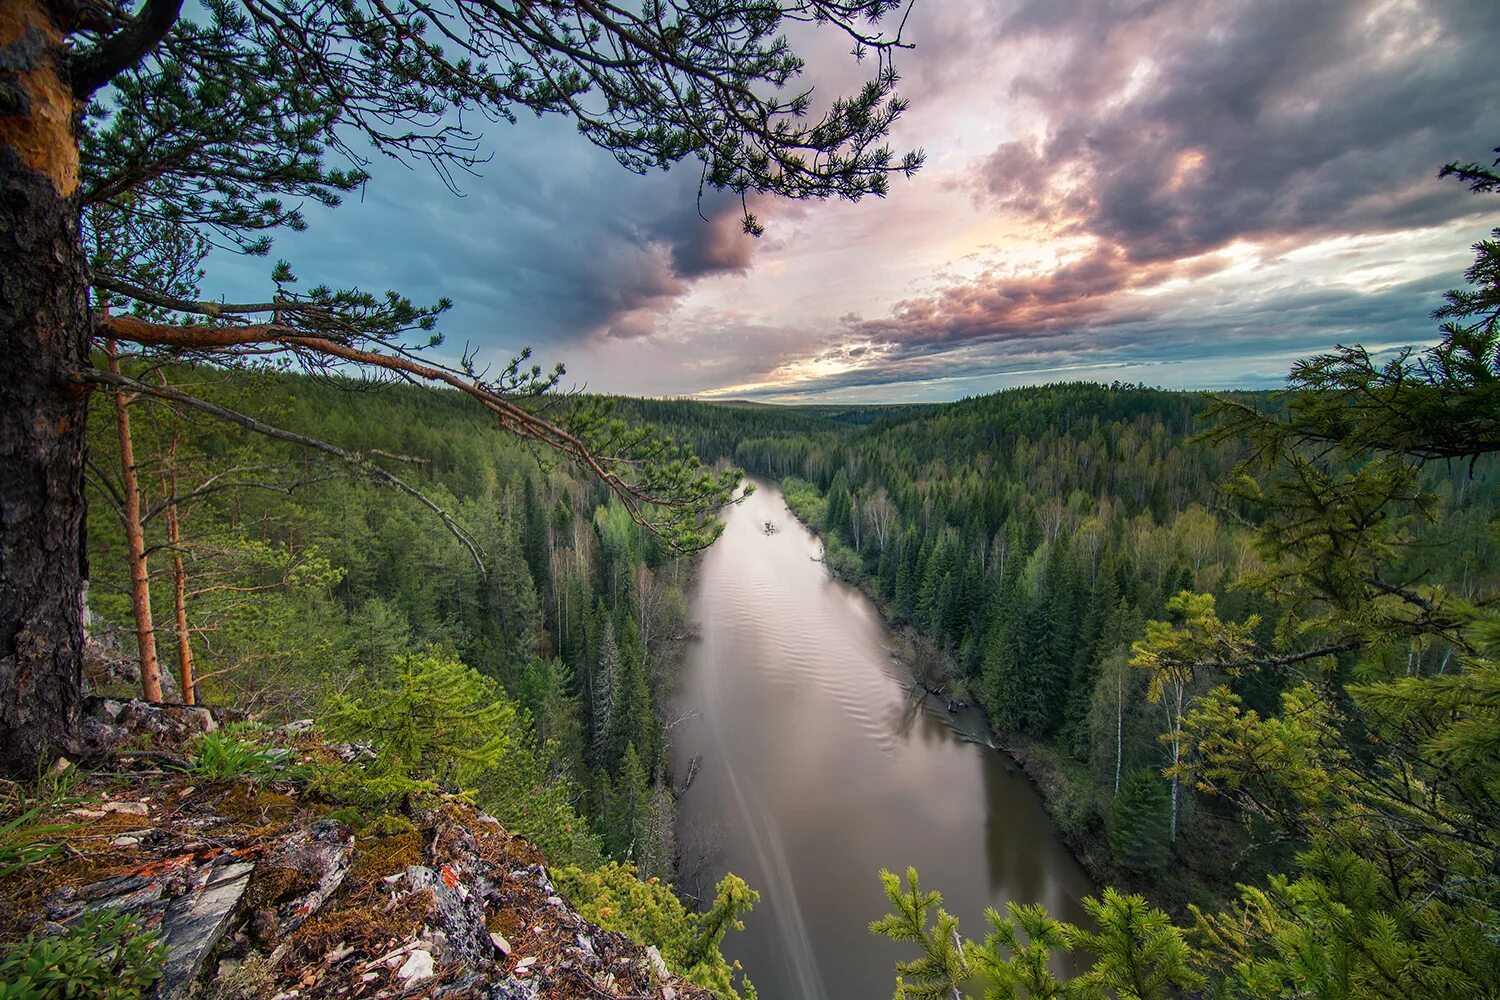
[555,862,758,1000]
[0,910,164,999]
[321,651,514,806]
[191,731,301,783]
[0,759,85,879]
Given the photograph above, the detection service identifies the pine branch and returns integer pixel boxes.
[70,0,185,97]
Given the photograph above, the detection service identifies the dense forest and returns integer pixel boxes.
[83,368,733,874]
[64,296,1500,998]
[660,383,1496,903]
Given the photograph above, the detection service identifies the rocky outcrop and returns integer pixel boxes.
[3,713,709,1000]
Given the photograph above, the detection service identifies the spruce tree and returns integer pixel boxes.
[1107,769,1171,875]
[590,622,620,768]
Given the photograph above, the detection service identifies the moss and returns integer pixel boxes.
[364,813,416,837]
[348,830,423,884]
[289,882,426,961]
[488,906,527,940]
[243,863,305,912]
[215,782,301,827]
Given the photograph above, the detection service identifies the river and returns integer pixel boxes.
[671,477,1094,1000]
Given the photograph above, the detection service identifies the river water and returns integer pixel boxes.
[671,477,1094,1000]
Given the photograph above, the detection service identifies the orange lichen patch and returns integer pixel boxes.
[131,852,203,879]
[0,1,80,195]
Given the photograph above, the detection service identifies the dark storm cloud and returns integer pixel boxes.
[214,113,759,354]
[856,244,1174,346]
[857,0,1500,352]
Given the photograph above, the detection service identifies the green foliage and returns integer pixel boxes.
[190,731,301,783]
[554,862,759,1000]
[966,902,1072,1000]
[1177,684,1342,834]
[0,910,164,1000]
[870,868,970,999]
[321,650,516,806]
[872,871,1198,1000]
[0,804,68,883]
[1069,890,1202,1000]
[781,476,830,528]
[1107,770,1171,875]
[320,650,601,865]
[0,761,87,880]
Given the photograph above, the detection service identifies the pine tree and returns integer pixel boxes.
[606,743,651,861]
[825,470,854,544]
[869,868,968,1000]
[1107,769,1171,874]
[590,623,620,768]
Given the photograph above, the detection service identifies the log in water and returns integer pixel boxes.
[672,477,1094,1000]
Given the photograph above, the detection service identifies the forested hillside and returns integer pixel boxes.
[654,382,1497,905]
[54,364,766,997]
[84,368,731,875]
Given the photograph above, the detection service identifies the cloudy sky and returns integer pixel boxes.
[225,0,1500,402]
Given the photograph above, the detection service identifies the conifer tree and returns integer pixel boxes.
[1107,769,1171,874]
[590,622,620,767]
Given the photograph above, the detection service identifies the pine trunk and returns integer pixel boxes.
[0,0,89,773]
[161,427,194,704]
[106,341,162,701]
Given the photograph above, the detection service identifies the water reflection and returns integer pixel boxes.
[672,477,1094,1000]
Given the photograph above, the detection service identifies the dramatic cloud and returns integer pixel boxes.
[843,0,1500,365]
[217,0,1500,401]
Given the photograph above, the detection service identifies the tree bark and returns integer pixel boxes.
[161,415,194,704]
[0,0,89,773]
[104,340,162,701]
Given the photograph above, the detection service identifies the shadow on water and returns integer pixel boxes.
[671,476,1094,1000]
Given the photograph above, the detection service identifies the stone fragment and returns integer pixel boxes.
[490,931,512,956]
[397,949,434,982]
[645,945,670,981]
[485,979,540,1000]
[266,820,354,936]
[404,864,491,966]
[153,859,255,999]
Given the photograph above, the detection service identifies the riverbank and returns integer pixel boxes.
[773,476,1232,918]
